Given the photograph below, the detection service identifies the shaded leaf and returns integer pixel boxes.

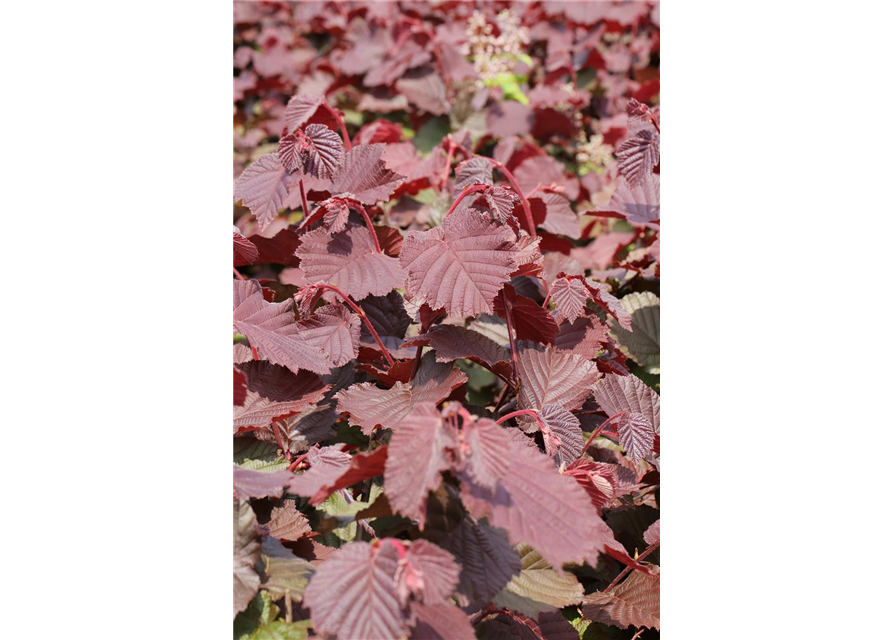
[610,291,660,373]
[233,465,294,500]
[233,360,329,431]
[294,303,361,368]
[384,404,456,527]
[494,544,583,618]
[336,351,467,434]
[444,515,521,607]
[266,499,312,541]
[516,342,598,428]
[331,143,406,204]
[596,173,660,225]
[459,417,512,491]
[409,602,476,640]
[581,567,660,630]
[591,373,660,434]
[234,499,261,619]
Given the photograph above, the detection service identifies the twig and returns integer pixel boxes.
[272,421,293,462]
[496,409,546,433]
[233,267,245,281]
[311,283,395,367]
[444,183,491,218]
[353,203,382,253]
[321,103,352,150]
[582,411,627,452]
[501,290,521,383]
[298,177,310,220]
[604,539,660,593]
[488,158,536,237]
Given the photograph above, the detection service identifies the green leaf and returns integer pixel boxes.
[341,109,363,126]
[486,72,530,105]
[315,485,383,545]
[412,117,450,153]
[262,538,316,602]
[609,292,660,374]
[494,544,583,617]
[234,438,289,472]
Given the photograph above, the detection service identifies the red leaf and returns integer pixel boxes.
[528,190,581,239]
[423,324,510,369]
[296,223,406,300]
[234,367,247,406]
[539,404,584,467]
[396,68,451,115]
[336,352,467,434]
[384,404,456,527]
[287,446,352,499]
[233,499,261,618]
[554,312,612,358]
[400,208,521,318]
[302,123,344,179]
[294,303,361,367]
[400,539,461,604]
[294,446,389,506]
[233,228,259,266]
[233,279,334,375]
[453,157,494,196]
[614,411,654,463]
[591,373,660,435]
[516,342,599,426]
[644,519,660,546]
[234,154,292,231]
[233,360,329,431]
[495,285,558,345]
[550,277,589,323]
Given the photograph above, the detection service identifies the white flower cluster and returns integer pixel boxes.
[462,9,530,85]
[576,132,615,170]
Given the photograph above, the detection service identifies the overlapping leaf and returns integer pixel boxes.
[336,352,467,434]
[616,129,660,187]
[516,342,599,424]
[591,373,661,434]
[493,543,584,617]
[445,515,521,607]
[234,499,261,618]
[596,173,660,224]
[614,411,654,463]
[233,465,294,500]
[539,404,584,467]
[233,360,329,431]
[582,566,660,630]
[610,291,660,373]
[294,303,361,367]
[400,208,521,318]
[384,404,456,527]
[296,223,406,300]
[330,143,406,204]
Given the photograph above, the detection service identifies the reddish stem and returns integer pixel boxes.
[496,409,546,433]
[353,203,382,253]
[233,267,245,281]
[488,158,536,237]
[298,177,310,219]
[287,446,316,472]
[272,422,293,462]
[251,346,259,360]
[444,183,491,218]
[312,283,395,367]
[582,411,627,452]
[541,292,551,308]
[501,290,521,384]
[604,539,660,593]
[321,103,352,150]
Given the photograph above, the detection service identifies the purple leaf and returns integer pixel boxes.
[550,277,588,323]
[400,208,521,318]
[233,360,329,431]
[529,190,580,239]
[554,312,612,358]
[233,280,334,375]
[234,154,292,231]
[539,404,584,467]
[336,352,467,434]
[591,373,660,434]
[644,519,660,546]
[614,411,654,463]
[582,567,660,630]
[453,157,494,196]
[233,227,259,265]
[303,541,406,640]
[616,129,660,187]
[459,430,617,570]
[295,303,361,367]
[233,465,294,500]
[296,223,406,300]
[516,342,598,430]
[331,143,406,204]
[425,324,510,368]
[384,404,457,527]
[444,515,521,606]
